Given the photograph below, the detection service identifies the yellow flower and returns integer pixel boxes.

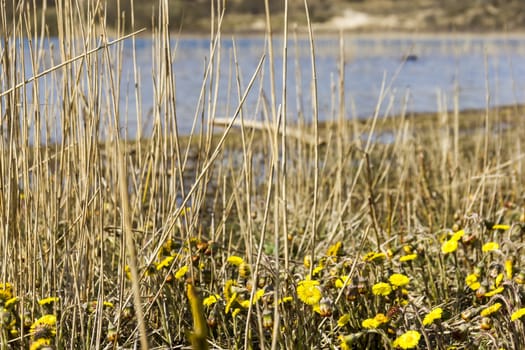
[465,273,478,285]
[423,307,443,326]
[224,279,238,300]
[297,280,322,306]
[239,300,251,308]
[480,303,502,317]
[511,308,525,321]
[30,338,52,350]
[400,254,418,262]
[372,282,392,296]
[469,282,481,290]
[225,292,238,314]
[362,313,390,329]
[362,251,386,262]
[465,273,480,290]
[238,262,251,278]
[0,283,13,304]
[495,273,504,288]
[312,303,322,314]
[231,308,241,317]
[156,256,175,270]
[339,334,354,350]
[30,314,56,340]
[362,318,380,329]
[482,242,499,252]
[326,241,343,257]
[337,314,351,327]
[492,224,510,230]
[484,286,504,297]
[441,239,458,254]
[312,265,324,277]
[240,289,265,308]
[227,255,244,266]
[389,274,410,288]
[505,259,513,279]
[158,238,176,257]
[4,297,19,308]
[103,301,114,308]
[38,297,59,306]
[203,294,221,307]
[335,275,350,289]
[450,229,465,241]
[0,283,12,290]
[174,265,189,280]
[253,289,265,303]
[374,313,389,324]
[279,296,293,304]
[393,330,421,349]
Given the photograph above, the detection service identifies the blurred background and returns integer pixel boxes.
[4,1,525,138]
[4,0,525,34]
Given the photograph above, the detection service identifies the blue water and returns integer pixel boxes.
[4,35,525,141]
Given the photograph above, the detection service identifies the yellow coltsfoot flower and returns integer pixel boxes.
[362,317,380,329]
[203,294,221,307]
[337,314,351,327]
[227,255,244,266]
[296,280,322,306]
[174,265,189,280]
[480,302,502,317]
[38,297,59,306]
[156,256,175,270]
[423,307,443,326]
[393,330,421,349]
[372,282,392,296]
[362,313,389,329]
[441,239,458,254]
[389,274,410,288]
[484,286,504,297]
[30,314,56,340]
[362,251,386,263]
[482,242,499,253]
[465,273,480,290]
[511,308,525,321]
[399,254,417,262]
[30,338,53,350]
[0,283,13,306]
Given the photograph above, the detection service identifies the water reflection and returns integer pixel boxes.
[4,34,525,141]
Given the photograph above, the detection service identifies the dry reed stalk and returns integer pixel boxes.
[101,11,147,350]
[117,147,149,349]
[303,0,319,281]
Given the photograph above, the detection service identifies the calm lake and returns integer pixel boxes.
[9,34,525,140]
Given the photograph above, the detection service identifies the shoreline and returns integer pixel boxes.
[138,30,525,40]
[209,103,524,148]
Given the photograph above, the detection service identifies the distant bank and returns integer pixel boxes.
[3,0,525,36]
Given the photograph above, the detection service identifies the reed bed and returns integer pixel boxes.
[1,1,524,349]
